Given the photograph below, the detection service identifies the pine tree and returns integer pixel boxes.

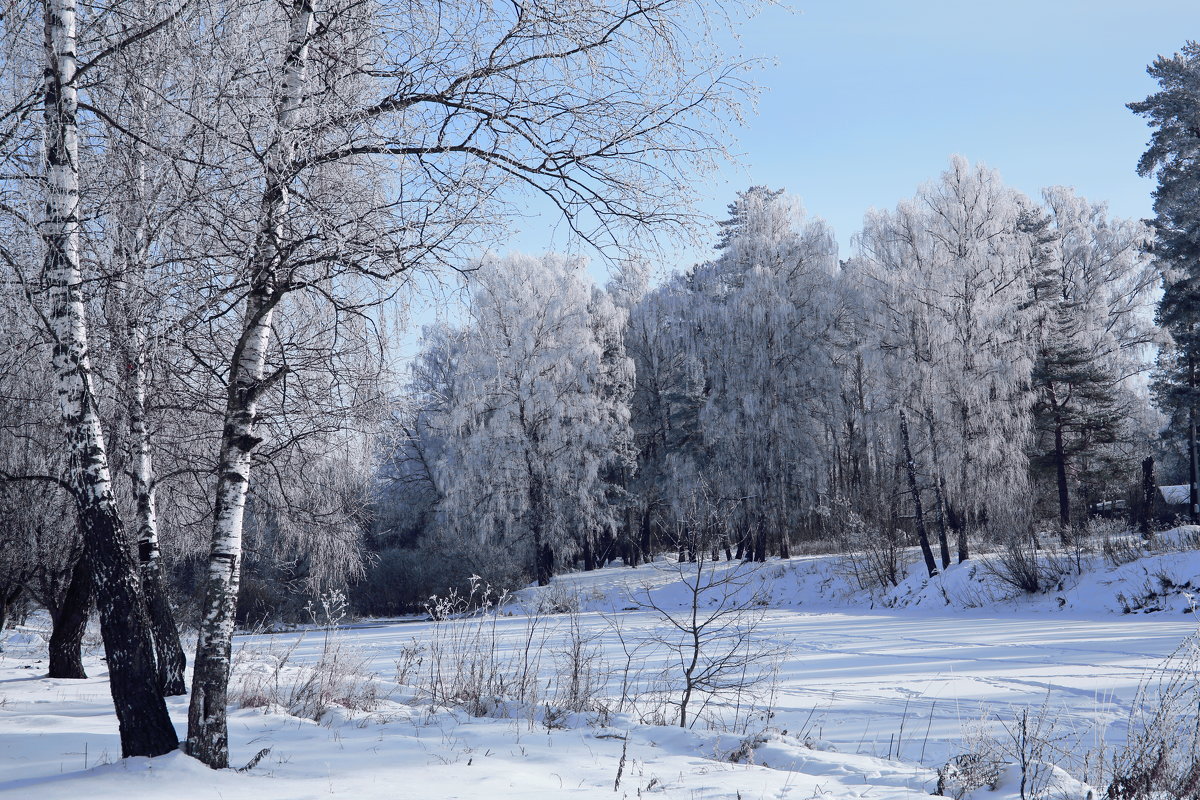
[1130,41,1200,520]
[1024,191,1155,533]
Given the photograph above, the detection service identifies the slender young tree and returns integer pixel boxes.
[182,0,753,768]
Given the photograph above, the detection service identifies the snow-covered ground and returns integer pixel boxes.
[2,539,1199,799]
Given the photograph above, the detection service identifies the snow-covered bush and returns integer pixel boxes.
[832,504,903,592]
[233,632,381,722]
[1106,631,1200,799]
[982,535,1078,595]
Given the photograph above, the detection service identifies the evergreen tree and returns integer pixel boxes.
[1130,41,1200,520]
[1025,190,1155,532]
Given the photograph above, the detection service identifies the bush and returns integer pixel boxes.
[981,536,1077,596]
[1106,633,1200,799]
[233,633,381,722]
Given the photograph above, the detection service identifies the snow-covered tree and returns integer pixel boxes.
[621,273,705,563]
[857,158,1036,564]
[1028,188,1157,530]
[681,187,841,559]
[430,254,633,585]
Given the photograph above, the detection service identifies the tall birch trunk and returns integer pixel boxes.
[42,0,177,757]
[186,0,314,768]
[116,77,187,697]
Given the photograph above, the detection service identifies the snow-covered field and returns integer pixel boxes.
[2,542,1199,799]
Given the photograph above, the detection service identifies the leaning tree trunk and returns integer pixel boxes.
[185,304,275,766]
[47,553,89,679]
[899,410,938,578]
[42,0,177,757]
[128,338,186,696]
[187,0,314,768]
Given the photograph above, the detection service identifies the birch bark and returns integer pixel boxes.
[41,0,177,757]
[113,71,187,698]
[186,0,314,768]
[127,328,187,696]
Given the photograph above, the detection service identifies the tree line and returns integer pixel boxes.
[371,159,1164,605]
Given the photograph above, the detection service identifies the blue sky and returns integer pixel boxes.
[505,0,1200,268]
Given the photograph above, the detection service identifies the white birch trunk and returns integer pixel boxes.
[114,64,189,698]
[41,0,177,757]
[127,326,188,696]
[186,0,315,769]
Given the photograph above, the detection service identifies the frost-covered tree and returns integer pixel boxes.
[682,188,840,559]
[621,273,706,563]
[858,158,1036,563]
[0,0,181,756]
[1027,189,1157,530]
[430,254,633,585]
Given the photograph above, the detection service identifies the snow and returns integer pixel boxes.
[1159,484,1190,505]
[3,539,1200,799]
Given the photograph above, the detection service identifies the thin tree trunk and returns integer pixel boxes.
[42,0,177,758]
[186,1,316,769]
[627,507,641,567]
[112,56,188,699]
[48,553,89,679]
[900,410,938,578]
[1140,456,1156,540]
[1191,355,1198,523]
[582,535,595,571]
[639,507,652,565]
[925,414,951,569]
[128,346,186,696]
[1053,417,1071,533]
[0,586,18,635]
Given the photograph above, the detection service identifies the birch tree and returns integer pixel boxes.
[179,0,752,767]
[428,253,632,585]
[31,0,177,756]
[858,157,1036,561]
[684,188,840,560]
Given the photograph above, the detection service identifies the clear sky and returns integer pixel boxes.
[503,0,1200,269]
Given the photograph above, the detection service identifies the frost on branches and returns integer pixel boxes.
[421,254,634,585]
